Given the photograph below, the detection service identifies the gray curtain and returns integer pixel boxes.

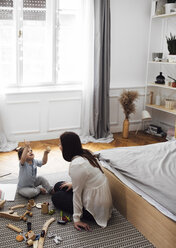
[93,0,111,139]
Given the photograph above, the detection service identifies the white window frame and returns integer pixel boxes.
[0,0,82,89]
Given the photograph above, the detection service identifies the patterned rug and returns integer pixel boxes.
[0,172,155,248]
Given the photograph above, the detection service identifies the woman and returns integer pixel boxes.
[52,132,113,231]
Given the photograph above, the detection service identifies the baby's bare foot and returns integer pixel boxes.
[40,188,47,194]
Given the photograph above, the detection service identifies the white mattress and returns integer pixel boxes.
[98,141,176,222]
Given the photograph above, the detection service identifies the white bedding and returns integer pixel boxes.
[97,140,176,221]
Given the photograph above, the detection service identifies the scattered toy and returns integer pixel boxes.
[0,210,20,220]
[47,232,56,239]
[27,222,32,231]
[9,204,26,210]
[36,203,42,209]
[38,217,55,248]
[33,240,39,248]
[20,210,33,222]
[41,202,49,214]
[6,223,22,233]
[48,209,55,215]
[57,210,67,225]
[28,199,36,207]
[26,203,32,211]
[0,200,6,209]
[47,232,63,245]
[16,234,24,242]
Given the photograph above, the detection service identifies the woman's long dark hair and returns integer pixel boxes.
[60,132,104,173]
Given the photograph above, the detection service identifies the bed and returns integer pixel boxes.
[98,140,176,248]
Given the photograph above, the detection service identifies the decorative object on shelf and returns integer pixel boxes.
[155,72,165,84]
[135,110,152,135]
[165,1,176,14]
[149,91,153,104]
[155,0,166,15]
[165,99,175,109]
[119,90,139,139]
[152,52,163,62]
[168,75,176,87]
[166,33,176,62]
[155,93,161,105]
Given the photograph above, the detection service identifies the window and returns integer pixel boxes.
[0,0,82,87]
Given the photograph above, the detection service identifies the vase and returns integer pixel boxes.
[122,119,129,138]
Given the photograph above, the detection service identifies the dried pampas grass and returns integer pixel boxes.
[119,90,139,120]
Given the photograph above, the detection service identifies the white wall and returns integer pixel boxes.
[110,0,151,88]
[2,0,152,142]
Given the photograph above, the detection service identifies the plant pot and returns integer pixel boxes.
[167,40,176,55]
[122,119,129,139]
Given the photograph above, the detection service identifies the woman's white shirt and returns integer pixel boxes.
[69,156,113,228]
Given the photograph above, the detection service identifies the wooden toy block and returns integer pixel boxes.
[41,202,49,214]
[26,203,32,211]
[28,199,35,207]
[0,210,20,220]
[33,240,39,248]
[27,239,33,246]
[9,204,26,210]
[0,200,6,209]
[27,230,36,241]
[20,210,32,221]
[6,223,22,233]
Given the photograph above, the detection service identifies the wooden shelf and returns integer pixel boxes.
[147,83,176,90]
[148,61,176,65]
[146,104,176,115]
[152,12,176,19]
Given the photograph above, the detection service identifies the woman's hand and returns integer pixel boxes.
[60,182,72,191]
[74,221,91,231]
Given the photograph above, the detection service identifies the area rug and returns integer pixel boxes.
[0,172,155,248]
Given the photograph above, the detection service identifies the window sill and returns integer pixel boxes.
[4,85,82,95]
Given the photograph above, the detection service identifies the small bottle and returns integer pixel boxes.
[149,91,153,104]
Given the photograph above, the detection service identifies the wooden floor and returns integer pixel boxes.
[0,131,166,181]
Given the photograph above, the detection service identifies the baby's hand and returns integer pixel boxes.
[45,146,51,153]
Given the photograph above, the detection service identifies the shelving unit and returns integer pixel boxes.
[145,0,176,127]
[146,104,176,115]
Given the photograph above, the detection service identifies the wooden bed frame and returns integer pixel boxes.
[103,167,176,248]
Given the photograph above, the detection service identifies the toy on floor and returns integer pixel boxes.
[0,200,6,209]
[36,203,42,209]
[48,209,55,215]
[6,223,22,233]
[0,210,20,220]
[57,211,72,225]
[41,202,49,214]
[57,210,67,225]
[20,210,33,222]
[16,234,24,242]
[28,199,36,207]
[48,232,63,245]
[9,204,26,210]
[38,217,55,248]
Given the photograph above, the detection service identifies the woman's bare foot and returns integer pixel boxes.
[40,188,47,194]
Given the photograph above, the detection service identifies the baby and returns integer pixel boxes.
[17,141,54,199]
